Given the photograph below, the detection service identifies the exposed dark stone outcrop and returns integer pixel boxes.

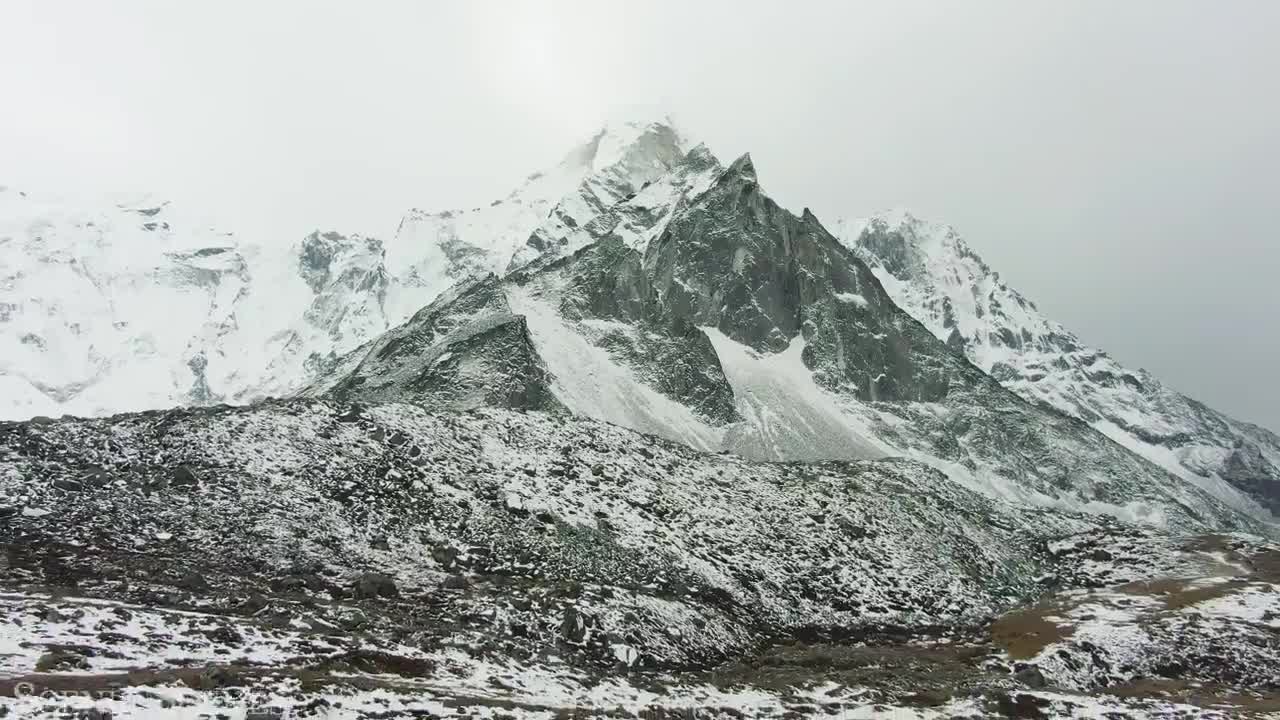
[309,276,561,413]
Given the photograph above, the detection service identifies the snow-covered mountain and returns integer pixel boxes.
[0,121,691,420]
[383,120,691,321]
[838,210,1280,519]
[0,188,255,417]
[302,147,1271,536]
[5,118,1278,531]
[0,186,397,418]
[5,121,1280,718]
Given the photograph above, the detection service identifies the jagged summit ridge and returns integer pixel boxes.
[725,152,756,182]
[840,209,1280,518]
[385,119,692,320]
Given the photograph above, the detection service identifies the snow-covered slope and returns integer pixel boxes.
[5,379,1278,718]
[0,187,257,417]
[839,210,1280,519]
[0,186,397,418]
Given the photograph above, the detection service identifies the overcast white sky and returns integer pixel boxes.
[2,1,1278,429]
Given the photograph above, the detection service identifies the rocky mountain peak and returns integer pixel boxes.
[857,210,1002,290]
[840,209,1280,520]
[293,142,1276,541]
[579,119,686,174]
[724,152,757,184]
[682,142,720,171]
[387,120,693,321]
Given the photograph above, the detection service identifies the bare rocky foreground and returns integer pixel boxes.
[0,402,1277,718]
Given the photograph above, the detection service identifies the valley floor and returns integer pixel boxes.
[1,535,1276,719]
[2,403,1277,719]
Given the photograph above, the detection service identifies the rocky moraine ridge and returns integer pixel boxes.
[1,121,1278,718]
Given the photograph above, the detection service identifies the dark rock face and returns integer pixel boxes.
[308,276,561,413]
[1222,439,1280,515]
[591,315,738,425]
[544,236,739,424]
[52,478,84,492]
[299,231,387,295]
[186,353,216,405]
[172,465,200,487]
[296,230,390,344]
[557,234,656,323]
[299,231,342,294]
[644,155,957,403]
[1015,665,1047,688]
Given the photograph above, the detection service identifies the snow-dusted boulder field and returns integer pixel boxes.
[1,401,1277,717]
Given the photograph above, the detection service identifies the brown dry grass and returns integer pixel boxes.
[1109,677,1280,716]
[1114,576,1247,611]
[1249,549,1280,583]
[1114,577,1190,598]
[990,602,1070,660]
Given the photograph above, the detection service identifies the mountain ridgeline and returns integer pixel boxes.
[301,140,1272,535]
[839,211,1280,519]
[4,121,1276,531]
[4,120,1280,717]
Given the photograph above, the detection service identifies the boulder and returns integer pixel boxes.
[353,572,398,599]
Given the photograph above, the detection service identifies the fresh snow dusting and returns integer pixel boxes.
[3,397,1132,716]
[0,593,932,719]
[8,113,1280,720]
[277,127,1271,534]
[1188,581,1280,628]
[1091,418,1265,517]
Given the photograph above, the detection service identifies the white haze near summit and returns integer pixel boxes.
[2,1,1278,429]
